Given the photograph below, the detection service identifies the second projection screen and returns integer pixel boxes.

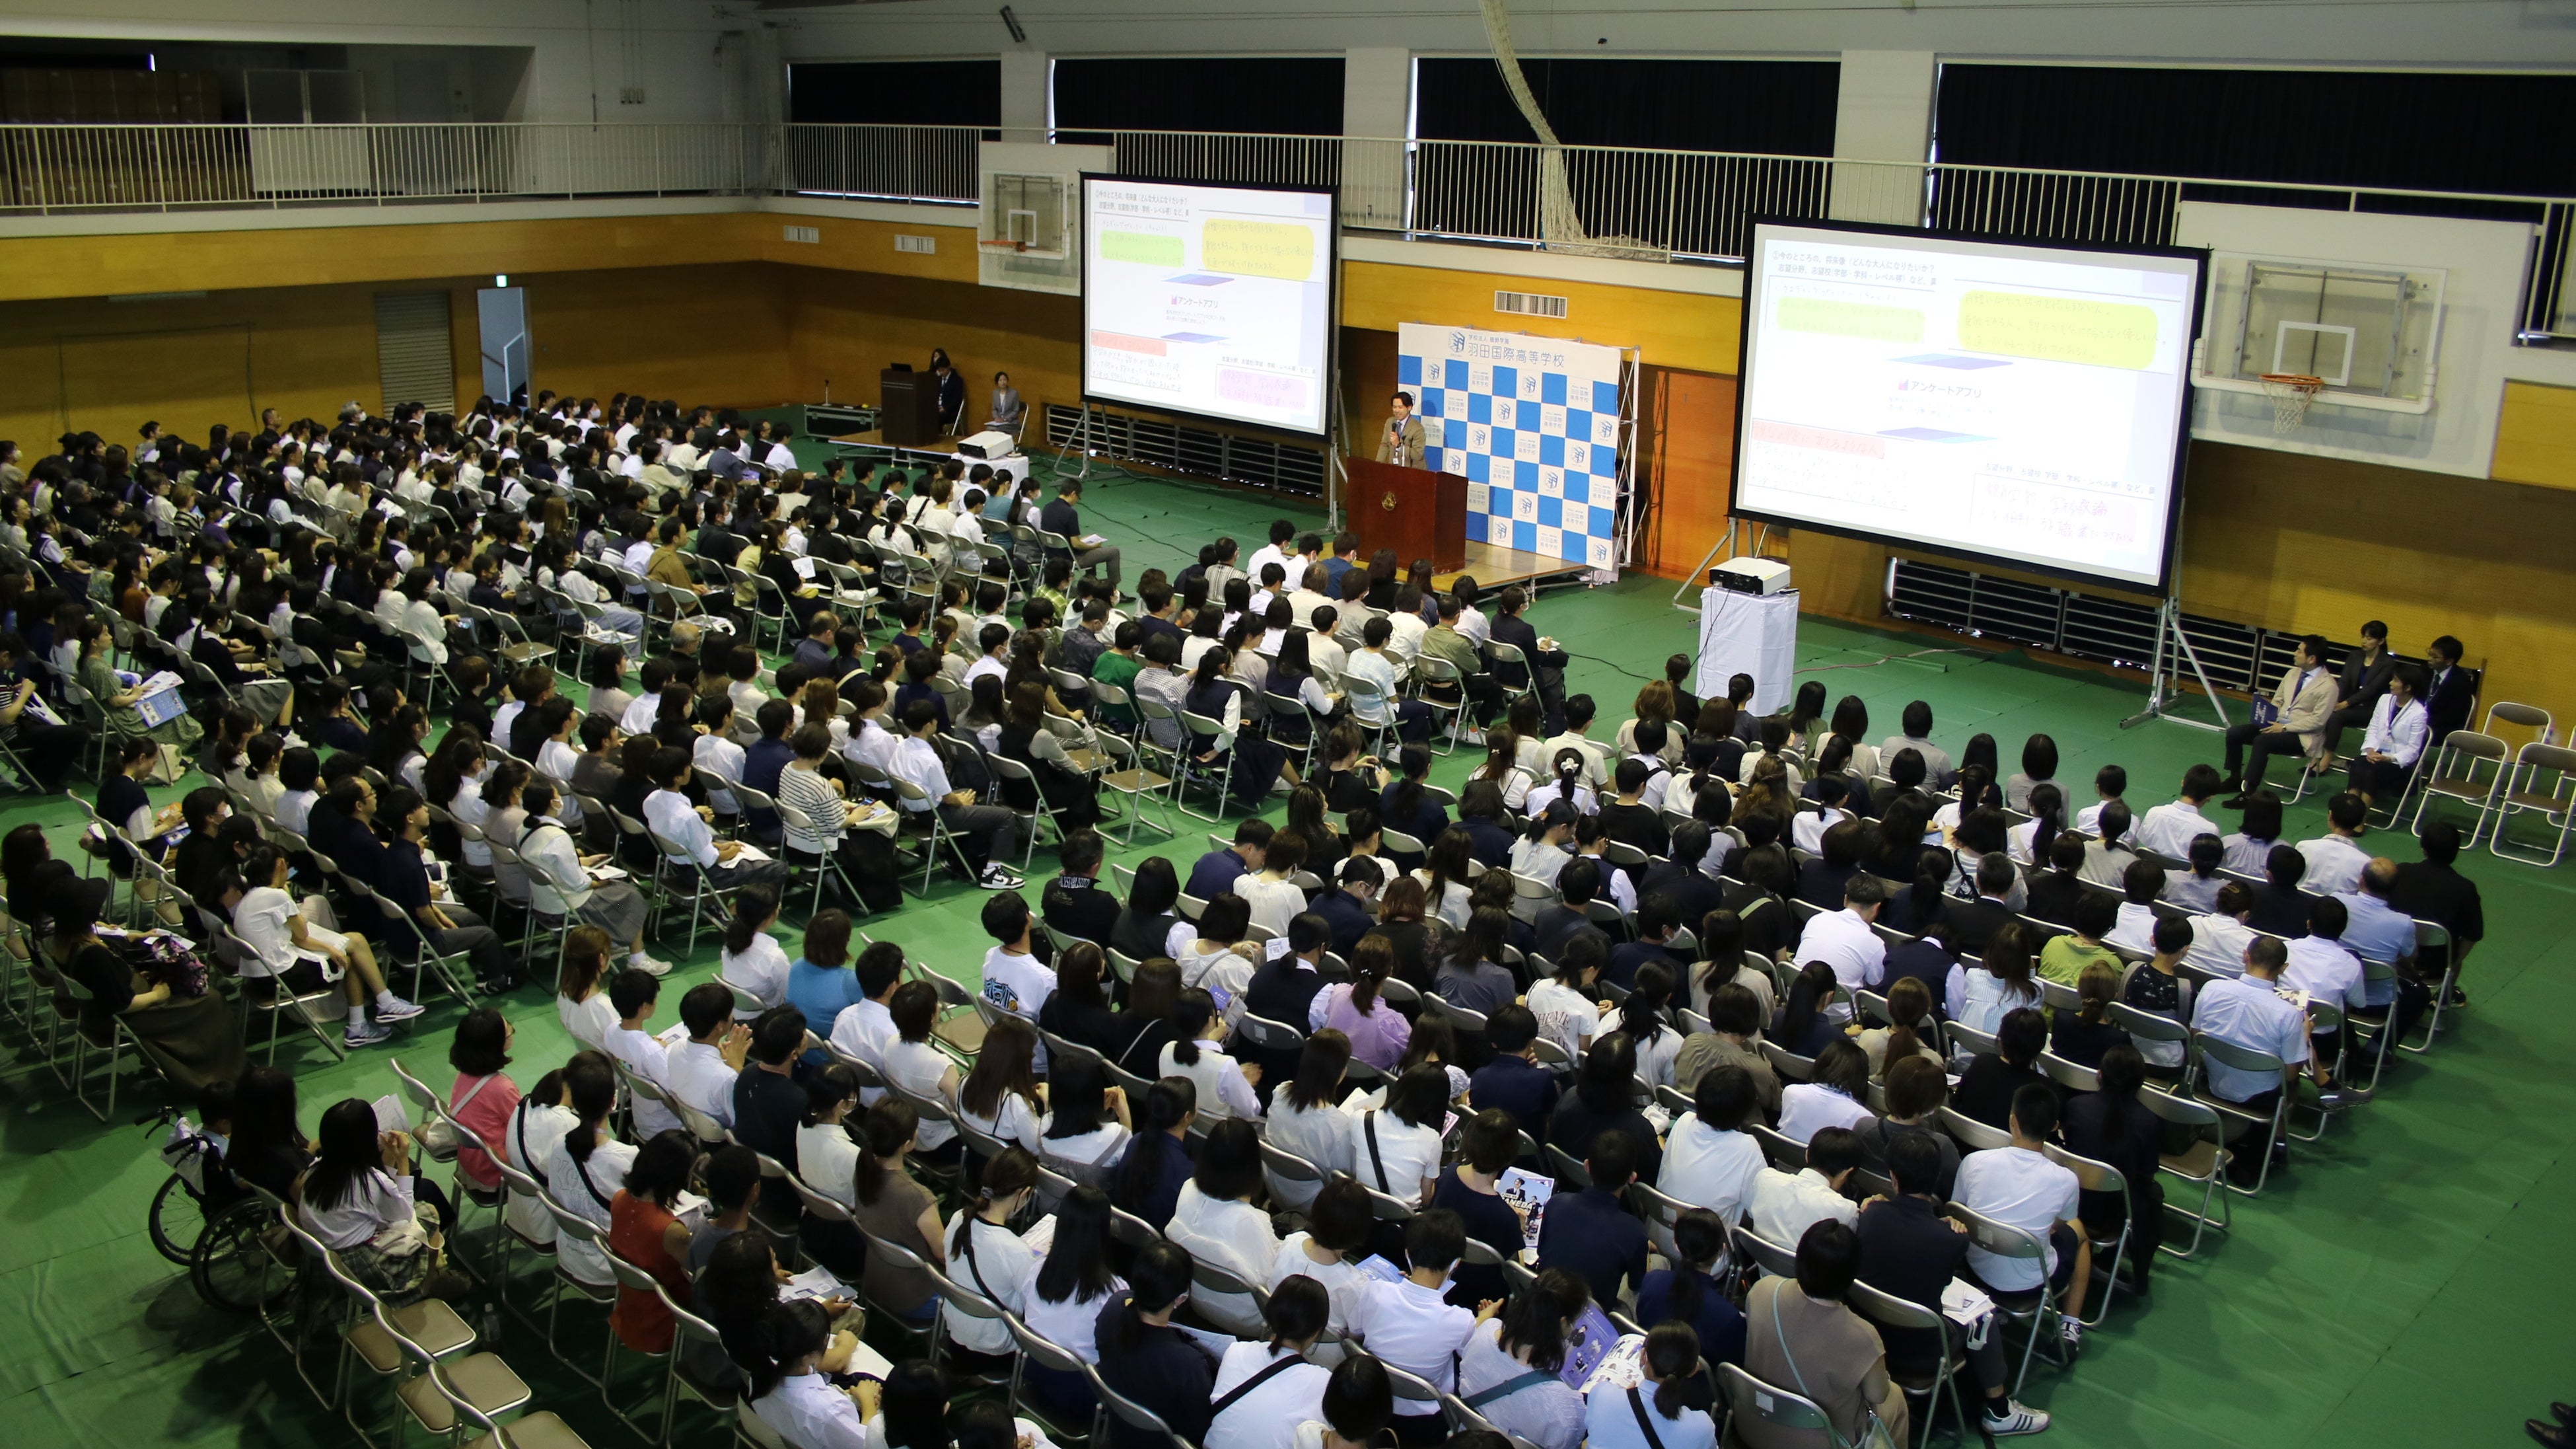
[1731,220,2202,591]
[1081,177,1336,436]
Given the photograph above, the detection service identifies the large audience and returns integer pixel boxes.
[0,392,2497,1449]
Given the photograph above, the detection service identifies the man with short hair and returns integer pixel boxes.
[887,700,1022,889]
[1039,478,1120,591]
[2387,823,2482,1006]
[2186,881,2260,979]
[2193,936,2356,1185]
[1859,1133,2052,1436]
[2336,856,2429,1045]
[1953,1084,2091,1356]
[1243,519,1299,595]
[2419,634,2476,743]
[1188,818,1270,901]
[1534,1127,1649,1310]
[1041,830,1120,946]
[2223,633,2337,805]
[1343,1209,1477,1418]
[1467,1004,1559,1136]
[2137,763,2226,860]
[1542,693,1610,790]
[1375,391,1427,468]
[1314,854,1381,956]
[1747,1125,1863,1246]
[664,981,752,1131]
[1345,617,1431,742]
[2297,792,2374,896]
[1793,875,1888,1017]
[602,968,684,1138]
[1880,701,1954,790]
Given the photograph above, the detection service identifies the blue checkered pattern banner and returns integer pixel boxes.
[1395,323,1626,570]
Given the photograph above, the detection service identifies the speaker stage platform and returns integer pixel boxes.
[1433,540,1594,595]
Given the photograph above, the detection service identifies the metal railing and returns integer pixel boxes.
[3,121,2568,338]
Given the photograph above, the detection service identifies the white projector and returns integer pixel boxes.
[1711,557,1793,596]
[955,430,1020,461]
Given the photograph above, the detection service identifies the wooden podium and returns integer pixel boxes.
[1345,456,1468,573]
[878,368,941,447]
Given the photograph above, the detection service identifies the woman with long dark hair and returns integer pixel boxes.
[1166,1117,1277,1333]
[1022,1183,1124,1408]
[296,1097,468,1302]
[542,1057,633,1288]
[1455,1267,1592,1449]
[607,1129,699,1353]
[1108,1076,1198,1229]
[742,1297,880,1445]
[1773,960,1843,1059]
[1036,941,1124,1060]
[1038,1054,1132,1175]
[718,883,791,1014]
[2007,732,2059,813]
[958,1016,1050,1153]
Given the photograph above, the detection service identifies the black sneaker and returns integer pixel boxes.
[2444,984,2469,1008]
[2220,794,2252,809]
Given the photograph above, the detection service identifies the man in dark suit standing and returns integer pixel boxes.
[1485,585,1569,727]
[931,358,966,435]
[2420,634,2476,745]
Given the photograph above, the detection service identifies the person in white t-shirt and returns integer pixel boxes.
[600,966,683,1139]
[223,844,418,1048]
[1342,1210,1482,1422]
[1268,1177,1377,1336]
[1659,1062,1768,1226]
[1952,1082,2090,1356]
[942,1147,1047,1355]
[1167,1119,1281,1335]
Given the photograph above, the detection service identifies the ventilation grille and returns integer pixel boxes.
[373,290,456,416]
[893,233,937,254]
[782,224,820,244]
[1885,558,2267,694]
[1495,289,1569,319]
[1045,402,1326,499]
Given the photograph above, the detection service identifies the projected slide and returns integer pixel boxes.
[1731,221,2203,591]
[1082,177,1336,436]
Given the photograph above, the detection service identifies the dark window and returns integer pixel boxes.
[1936,65,2576,198]
[1414,57,1839,157]
[788,60,1000,128]
[1052,56,1343,143]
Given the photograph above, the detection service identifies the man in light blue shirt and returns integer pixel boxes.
[2193,936,2360,1184]
[2335,856,2429,1045]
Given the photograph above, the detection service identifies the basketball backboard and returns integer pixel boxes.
[2192,250,2446,414]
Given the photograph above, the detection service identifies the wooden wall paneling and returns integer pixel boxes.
[58,326,255,446]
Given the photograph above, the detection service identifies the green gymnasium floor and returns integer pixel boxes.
[2,451,2569,1449]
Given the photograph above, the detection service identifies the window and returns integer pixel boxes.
[1413,57,1838,156]
[1051,56,1344,144]
[789,59,1001,129]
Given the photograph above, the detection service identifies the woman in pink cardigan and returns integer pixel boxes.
[1307,934,1413,1071]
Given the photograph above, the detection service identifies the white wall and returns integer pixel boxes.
[0,0,734,123]
[2176,202,2535,478]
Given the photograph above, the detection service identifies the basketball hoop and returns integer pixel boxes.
[2259,373,2326,434]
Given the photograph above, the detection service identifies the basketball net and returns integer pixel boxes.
[2260,373,2326,434]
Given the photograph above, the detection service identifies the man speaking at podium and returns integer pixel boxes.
[1376,390,1427,468]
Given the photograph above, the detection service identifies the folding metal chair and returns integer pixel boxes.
[2405,730,2510,845]
[1941,1205,2069,1397]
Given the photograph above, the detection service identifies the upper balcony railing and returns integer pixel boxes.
[3,120,2567,338]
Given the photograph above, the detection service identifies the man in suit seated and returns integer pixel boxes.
[2419,634,2476,745]
[1484,585,1569,727]
[2222,634,2336,807]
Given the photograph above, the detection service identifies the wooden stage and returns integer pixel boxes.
[1433,540,1594,593]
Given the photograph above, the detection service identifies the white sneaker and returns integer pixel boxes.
[2059,1319,2085,1356]
[1984,1401,2050,1436]
[978,864,1026,890]
[344,1021,394,1049]
[628,955,674,978]
[373,996,426,1023]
